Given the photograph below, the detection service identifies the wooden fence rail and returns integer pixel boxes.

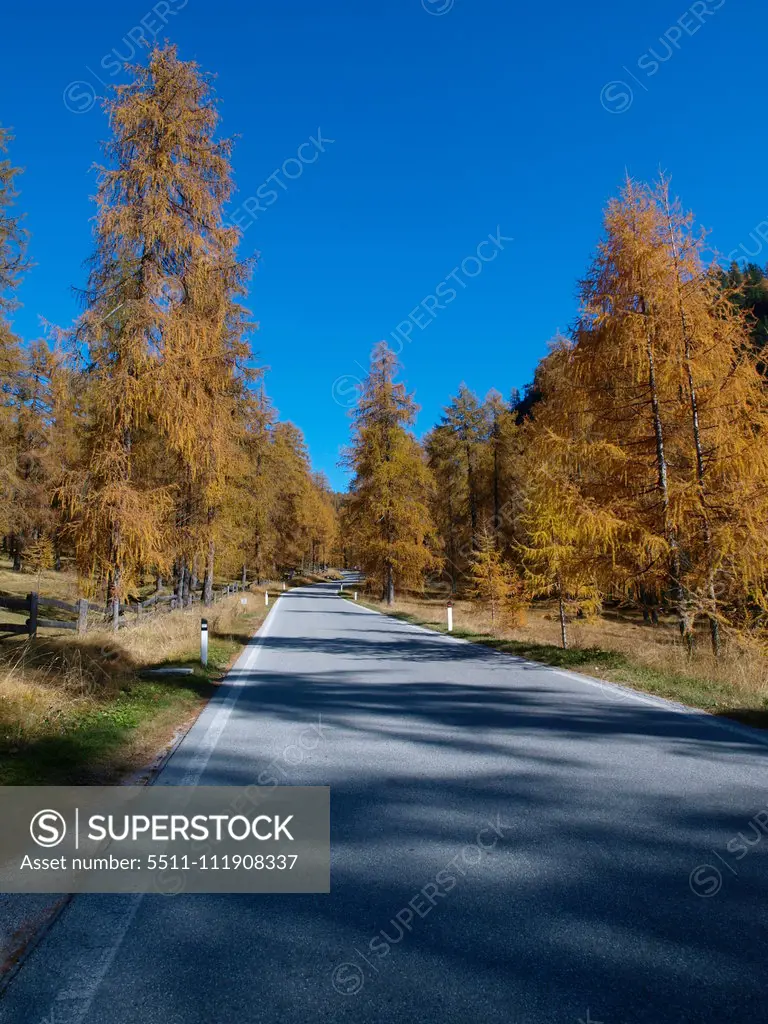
[0,580,250,639]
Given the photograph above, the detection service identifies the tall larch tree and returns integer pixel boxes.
[0,127,30,549]
[527,178,768,653]
[658,179,768,653]
[344,343,439,604]
[424,422,466,592]
[481,388,522,553]
[518,338,632,648]
[442,384,487,555]
[571,178,692,640]
[64,45,250,620]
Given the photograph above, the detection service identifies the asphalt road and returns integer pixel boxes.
[2,575,767,1024]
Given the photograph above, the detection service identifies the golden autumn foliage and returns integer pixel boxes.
[3,45,768,673]
[467,530,526,628]
[343,343,439,604]
[423,181,768,653]
[0,49,338,624]
[0,125,30,547]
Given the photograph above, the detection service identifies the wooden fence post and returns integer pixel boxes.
[27,592,38,639]
[77,598,88,635]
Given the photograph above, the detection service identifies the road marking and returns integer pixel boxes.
[352,601,768,751]
[53,896,142,1011]
[177,599,282,786]
[34,598,284,1024]
[552,668,768,749]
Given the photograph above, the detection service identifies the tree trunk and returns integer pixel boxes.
[664,193,720,657]
[558,578,568,650]
[11,534,21,571]
[203,538,215,606]
[707,582,721,657]
[467,444,479,551]
[385,563,395,606]
[241,562,247,587]
[111,568,121,632]
[109,522,122,630]
[446,491,459,590]
[493,436,501,549]
[176,558,186,608]
[640,297,691,646]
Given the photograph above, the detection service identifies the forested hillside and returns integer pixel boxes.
[719,260,768,355]
[0,47,338,621]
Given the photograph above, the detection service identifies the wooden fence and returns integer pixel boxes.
[0,581,249,639]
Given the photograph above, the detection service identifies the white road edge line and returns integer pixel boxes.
[41,596,284,1024]
[348,597,768,751]
[177,596,282,786]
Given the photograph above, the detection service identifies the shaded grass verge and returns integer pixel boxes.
[0,597,267,786]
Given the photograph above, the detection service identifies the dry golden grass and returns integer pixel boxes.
[0,588,273,784]
[0,558,80,604]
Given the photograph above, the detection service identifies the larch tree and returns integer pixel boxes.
[64,45,250,621]
[467,529,525,627]
[0,55,339,613]
[568,177,768,652]
[268,421,316,570]
[518,339,631,649]
[516,179,768,654]
[12,342,65,570]
[481,388,523,553]
[424,422,466,592]
[0,127,30,550]
[571,178,692,641]
[223,385,275,584]
[658,179,768,653]
[241,386,280,580]
[135,46,254,607]
[344,342,439,604]
[306,472,340,569]
[442,384,487,554]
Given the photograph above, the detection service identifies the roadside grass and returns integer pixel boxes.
[0,559,80,602]
[0,590,273,785]
[347,593,768,731]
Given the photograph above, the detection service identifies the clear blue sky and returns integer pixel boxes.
[1,0,765,490]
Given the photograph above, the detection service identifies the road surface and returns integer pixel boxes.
[1,575,767,1024]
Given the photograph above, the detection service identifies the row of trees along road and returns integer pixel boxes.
[343,179,768,657]
[0,46,339,622]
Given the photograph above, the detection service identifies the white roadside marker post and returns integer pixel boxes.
[201,619,209,667]
[447,601,453,633]
[282,581,286,591]
[354,592,358,602]
[265,591,269,607]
